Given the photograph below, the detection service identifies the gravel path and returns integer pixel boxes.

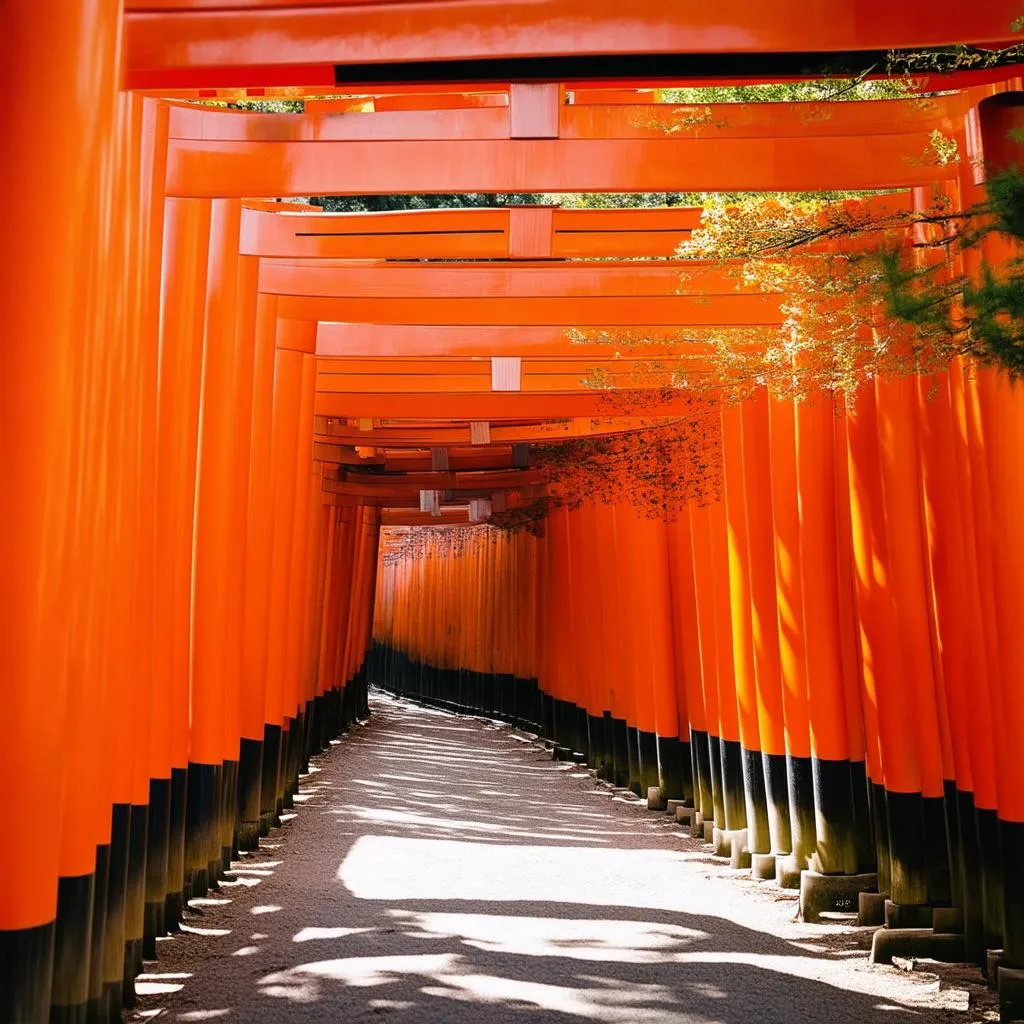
[132,691,996,1024]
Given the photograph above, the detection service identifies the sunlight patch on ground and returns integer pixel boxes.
[419,971,685,1023]
[292,926,374,943]
[338,834,715,914]
[389,909,707,962]
[259,954,459,1003]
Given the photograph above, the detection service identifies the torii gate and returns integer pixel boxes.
[5,5,1024,1022]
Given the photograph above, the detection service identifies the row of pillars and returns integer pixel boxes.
[372,367,1024,1021]
[0,11,381,1020]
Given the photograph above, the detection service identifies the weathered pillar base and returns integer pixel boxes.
[776,853,806,890]
[646,787,667,812]
[858,891,887,926]
[988,950,1005,988]
[799,870,877,922]
[885,901,934,930]
[870,928,966,965]
[751,853,777,880]
[999,966,1024,1024]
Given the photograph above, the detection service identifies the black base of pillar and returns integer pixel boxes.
[51,871,96,1018]
[122,937,141,1009]
[886,789,930,906]
[871,781,892,895]
[166,768,187,924]
[164,890,183,934]
[50,1002,88,1024]
[0,920,55,1024]
[611,717,629,788]
[850,760,876,871]
[811,756,858,875]
[237,737,263,852]
[84,991,108,1024]
[923,792,953,907]
[102,980,121,1023]
[692,730,714,823]
[124,802,148,980]
[1000,818,1024,967]
[185,762,217,900]
[708,734,726,828]
[655,734,685,800]
[720,739,747,832]
[955,788,985,964]
[977,806,1005,951]
[626,725,641,796]
[87,844,110,1012]
[787,754,817,868]
[740,745,771,855]
[763,751,792,856]
[101,805,131,1015]
[143,777,170,959]
[637,730,660,794]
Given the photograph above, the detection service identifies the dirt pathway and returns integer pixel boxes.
[132,692,994,1024]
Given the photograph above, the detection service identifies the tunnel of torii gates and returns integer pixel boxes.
[6,1,1024,1021]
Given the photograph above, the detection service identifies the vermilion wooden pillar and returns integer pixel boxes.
[667,509,709,821]
[100,91,152,1020]
[766,394,815,886]
[261,328,307,831]
[975,368,1024,989]
[689,502,726,839]
[740,392,793,870]
[915,371,991,960]
[723,402,769,866]
[875,374,951,913]
[949,358,1005,953]
[238,292,280,849]
[845,384,928,909]
[794,390,858,877]
[708,494,747,851]
[187,197,244,902]
[160,196,212,935]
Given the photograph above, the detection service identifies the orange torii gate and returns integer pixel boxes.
[4,4,1024,1021]
[162,92,968,197]
[122,1,1020,90]
[241,204,701,260]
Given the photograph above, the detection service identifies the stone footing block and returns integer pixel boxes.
[988,950,1005,988]
[776,853,805,890]
[870,928,966,966]
[675,806,695,827]
[703,820,715,844]
[885,901,934,931]
[933,907,964,935]
[713,827,747,863]
[751,853,777,880]
[858,890,887,926]
[998,965,1024,1023]
[712,827,731,858]
[647,787,667,811]
[729,833,752,871]
[800,870,878,923]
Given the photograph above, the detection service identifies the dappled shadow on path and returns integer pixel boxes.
[133,693,979,1024]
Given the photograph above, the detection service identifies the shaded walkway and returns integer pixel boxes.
[133,694,990,1023]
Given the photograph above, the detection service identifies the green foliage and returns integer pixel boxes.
[963,262,1024,376]
[874,167,1024,379]
[655,77,913,105]
[313,193,542,212]
[885,42,1024,77]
